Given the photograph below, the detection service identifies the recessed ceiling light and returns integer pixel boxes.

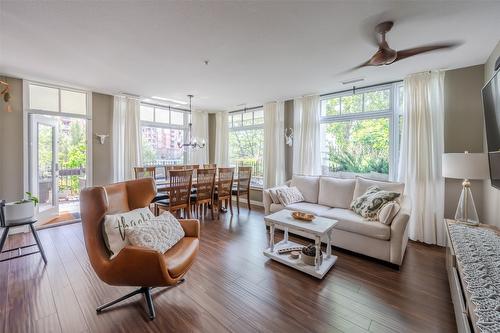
[151,96,188,105]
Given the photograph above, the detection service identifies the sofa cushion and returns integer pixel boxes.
[290,175,320,203]
[378,201,401,225]
[276,186,304,206]
[269,185,288,204]
[353,176,405,201]
[351,186,401,220]
[320,208,390,240]
[318,177,356,209]
[270,203,285,213]
[284,202,331,216]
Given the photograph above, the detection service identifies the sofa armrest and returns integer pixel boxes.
[263,189,273,215]
[389,195,412,266]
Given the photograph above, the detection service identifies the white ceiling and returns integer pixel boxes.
[1,1,499,111]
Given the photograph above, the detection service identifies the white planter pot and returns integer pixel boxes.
[3,201,36,226]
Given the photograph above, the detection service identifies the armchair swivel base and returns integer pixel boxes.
[96,279,185,320]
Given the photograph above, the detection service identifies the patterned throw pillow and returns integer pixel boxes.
[103,207,155,259]
[269,185,288,203]
[125,211,185,254]
[350,186,400,220]
[276,186,305,206]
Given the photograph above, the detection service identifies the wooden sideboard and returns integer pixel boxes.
[445,219,500,333]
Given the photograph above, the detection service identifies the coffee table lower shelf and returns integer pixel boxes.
[263,240,337,279]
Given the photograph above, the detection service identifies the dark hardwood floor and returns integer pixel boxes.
[0,207,456,333]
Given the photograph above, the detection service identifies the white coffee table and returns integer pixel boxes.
[263,209,338,279]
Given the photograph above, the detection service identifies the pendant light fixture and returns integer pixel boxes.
[177,94,206,150]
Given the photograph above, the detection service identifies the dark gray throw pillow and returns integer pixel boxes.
[350,186,400,220]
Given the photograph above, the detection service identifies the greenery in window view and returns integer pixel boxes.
[322,90,390,175]
[38,118,87,200]
[229,128,264,186]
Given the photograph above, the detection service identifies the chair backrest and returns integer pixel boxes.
[236,166,252,193]
[80,178,156,278]
[168,170,193,208]
[195,168,216,202]
[217,167,234,198]
[133,166,156,179]
[203,164,216,169]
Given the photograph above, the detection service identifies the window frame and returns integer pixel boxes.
[139,102,190,165]
[228,108,265,188]
[27,82,91,118]
[319,82,403,180]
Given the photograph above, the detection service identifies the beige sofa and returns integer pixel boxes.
[263,175,411,266]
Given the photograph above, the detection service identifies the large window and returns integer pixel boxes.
[140,104,187,166]
[228,109,264,187]
[320,83,403,180]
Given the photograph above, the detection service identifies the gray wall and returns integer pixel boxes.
[443,65,485,220]
[482,41,500,227]
[208,113,216,164]
[92,93,114,186]
[284,99,294,181]
[0,76,24,201]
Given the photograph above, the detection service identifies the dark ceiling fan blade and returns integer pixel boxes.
[394,42,461,62]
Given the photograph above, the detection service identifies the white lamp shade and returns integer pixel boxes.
[442,153,489,180]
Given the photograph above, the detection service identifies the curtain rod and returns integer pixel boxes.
[228,105,263,114]
[227,79,403,113]
[319,79,403,97]
[140,101,191,113]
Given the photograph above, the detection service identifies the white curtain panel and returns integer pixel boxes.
[263,101,285,188]
[214,111,229,166]
[292,95,321,175]
[189,110,209,165]
[398,71,445,245]
[112,96,142,182]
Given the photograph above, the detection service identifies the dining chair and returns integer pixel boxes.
[232,166,252,213]
[133,166,156,179]
[214,167,234,218]
[155,169,193,218]
[203,164,217,169]
[80,178,200,320]
[191,168,216,219]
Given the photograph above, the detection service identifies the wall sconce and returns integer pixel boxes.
[95,134,109,144]
[285,128,293,147]
[1,80,12,113]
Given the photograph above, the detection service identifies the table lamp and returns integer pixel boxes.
[442,151,489,226]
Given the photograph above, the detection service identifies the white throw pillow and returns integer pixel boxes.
[103,207,155,259]
[353,176,405,202]
[318,177,356,209]
[277,186,305,206]
[125,212,185,254]
[269,185,288,204]
[290,175,320,203]
[377,201,401,225]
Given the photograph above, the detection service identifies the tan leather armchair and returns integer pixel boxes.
[80,178,200,320]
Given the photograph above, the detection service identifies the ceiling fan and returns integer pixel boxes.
[352,21,460,70]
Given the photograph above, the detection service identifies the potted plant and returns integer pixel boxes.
[301,244,323,266]
[2,192,39,226]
